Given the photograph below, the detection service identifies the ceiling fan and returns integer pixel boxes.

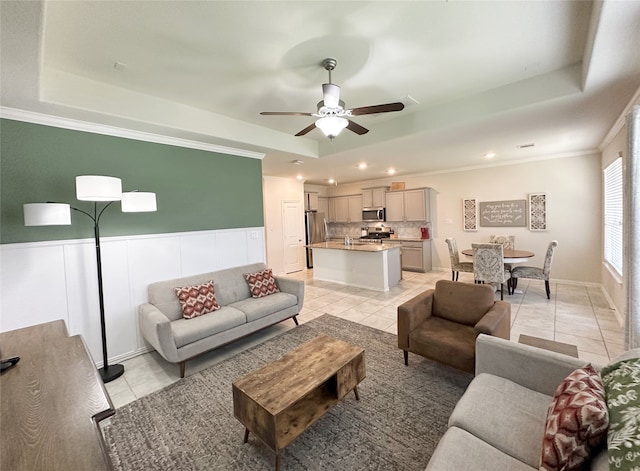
[260,58,405,139]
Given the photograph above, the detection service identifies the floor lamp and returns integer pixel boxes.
[24,175,157,383]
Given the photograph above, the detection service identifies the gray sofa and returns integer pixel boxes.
[426,334,636,471]
[139,262,304,378]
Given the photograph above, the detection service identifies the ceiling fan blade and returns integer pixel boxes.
[322,83,340,108]
[347,120,369,135]
[260,111,313,116]
[350,102,405,116]
[295,123,317,136]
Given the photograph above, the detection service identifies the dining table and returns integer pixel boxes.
[461,248,535,263]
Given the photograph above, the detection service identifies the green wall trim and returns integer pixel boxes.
[1,119,264,244]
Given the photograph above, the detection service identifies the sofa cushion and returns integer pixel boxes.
[448,373,551,467]
[244,268,280,298]
[409,316,479,372]
[174,281,220,319]
[601,357,640,471]
[540,365,608,471]
[170,306,246,348]
[230,292,298,323]
[433,280,495,326]
[426,427,535,471]
[212,263,267,306]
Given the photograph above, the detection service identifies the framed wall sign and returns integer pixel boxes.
[463,198,478,231]
[479,200,527,227]
[529,193,547,231]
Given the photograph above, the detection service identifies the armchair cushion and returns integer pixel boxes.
[409,317,479,372]
[433,280,496,325]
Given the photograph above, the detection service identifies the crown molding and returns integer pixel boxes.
[0,107,265,160]
[600,85,640,150]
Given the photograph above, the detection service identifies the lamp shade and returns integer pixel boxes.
[315,116,348,138]
[76,175,122,201]
[121,192,157,212]
[24,203,72,226]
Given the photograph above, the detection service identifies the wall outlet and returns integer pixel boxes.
[250,231,259,239]
[444,218,453,224]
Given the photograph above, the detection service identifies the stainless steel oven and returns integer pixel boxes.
[362,207,386,222]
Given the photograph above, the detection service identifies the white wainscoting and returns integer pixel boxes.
[0,227,266,366]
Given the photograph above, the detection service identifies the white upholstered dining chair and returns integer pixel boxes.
[445,237,474,281]
[511,240,558,299]
[472,243,512,300]
[489,234,516,271]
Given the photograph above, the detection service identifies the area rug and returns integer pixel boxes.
[104,315,472,470]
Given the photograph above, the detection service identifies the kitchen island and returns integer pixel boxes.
[307,241,401,292]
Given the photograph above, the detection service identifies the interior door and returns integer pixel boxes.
[282,201,304,273]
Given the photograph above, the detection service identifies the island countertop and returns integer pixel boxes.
[307,241,401,253]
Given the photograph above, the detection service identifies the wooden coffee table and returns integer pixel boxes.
[232,335,365,470]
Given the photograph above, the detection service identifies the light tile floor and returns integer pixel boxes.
[105,269,624,409]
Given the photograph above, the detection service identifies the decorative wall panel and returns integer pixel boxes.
[529,193,547,231]
[463,198,478,231]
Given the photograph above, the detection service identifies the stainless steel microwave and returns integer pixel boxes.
[362,208,386,222]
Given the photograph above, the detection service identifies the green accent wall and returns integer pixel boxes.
[0,119,264,244]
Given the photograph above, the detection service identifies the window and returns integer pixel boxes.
[604,157,623,276]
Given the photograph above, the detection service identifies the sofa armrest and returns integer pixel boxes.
[138,303,179,363]
[474,301,510,339]
[397,289,434,350]
[475,334,593,396]
[275,276,305,312]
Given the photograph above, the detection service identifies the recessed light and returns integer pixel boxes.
[328,178,335,184]
[387,168,396,175]
[296,175,303,180]
[358,163,367,170]
[291,159,304,165]
[485,152,496,159]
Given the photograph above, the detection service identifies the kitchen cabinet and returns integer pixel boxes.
[317,197,329,218]
[305,192,319,211]
[385,188,430,222]
[327,197,336,222]
[384,239,432,273]
[333,195,363,223]
[362,187,388,208]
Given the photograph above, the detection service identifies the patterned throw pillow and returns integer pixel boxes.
[601,357,640,471]
[174,281,220,319]
[244,269,280,298]
[539,364,609,471]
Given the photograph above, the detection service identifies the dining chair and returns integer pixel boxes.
[489,235,515,250]
[445,237,474,281]
[511,240,558,299]
[489,234,516,271]
[472,243,511,300]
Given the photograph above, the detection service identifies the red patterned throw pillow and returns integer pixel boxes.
[174,281,220,319]
[244,269,280,298]
[539,364,608,471]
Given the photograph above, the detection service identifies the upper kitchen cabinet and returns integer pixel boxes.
[362,187,389,208]
[385,188,431,222]
[333,194,363,223]
[317,197,329,218]
[305,192,319,211]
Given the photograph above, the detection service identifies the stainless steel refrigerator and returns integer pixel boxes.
[305,211,327,268]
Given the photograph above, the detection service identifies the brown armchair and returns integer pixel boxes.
[397,280,510,373]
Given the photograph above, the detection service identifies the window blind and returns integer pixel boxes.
[604,157,623,275]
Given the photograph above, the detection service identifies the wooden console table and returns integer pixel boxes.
[232,335,365,470]
[0,320,115,470]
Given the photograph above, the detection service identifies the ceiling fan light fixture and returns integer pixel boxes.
[315,116,348,139]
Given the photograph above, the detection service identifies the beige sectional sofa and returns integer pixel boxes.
[139,262,304,378]
[427,334,638,471]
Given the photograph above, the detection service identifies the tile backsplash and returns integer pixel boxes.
[326,221,430,239]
